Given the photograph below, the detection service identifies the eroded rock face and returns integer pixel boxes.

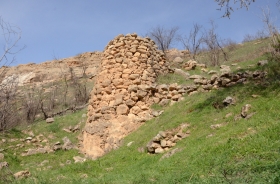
[0,51,102,86]
[80,33,169,159]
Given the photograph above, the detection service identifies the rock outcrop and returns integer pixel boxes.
[80,33,170,159]
[0,51,102,86]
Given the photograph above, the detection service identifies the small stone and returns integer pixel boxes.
[170,100,177,106]
[81,174,88,178]
[173,57,183,63]
[152,134,162,142]
[138,147,145,153]
[14,170,31,179]
[223,96,235,106]
[210,124,223,129]
[62,137,74,150]
[40,160,49,166]
[174,68,190,79]
[73,156,86,163]
[158,131,166,138]
[42,139,49,143]
[53,145,62,151]
[189,75,202,79]
[127,141,134,147]
[241,104,251,118]
[116,104,129,115]
[26,137,32,141]
[46,118,54,123]
[72,124,80,132]
[0,161,8,170]
[63,128,72,133]
[225,113,233,118]
[176,132,185,138]
[24,148,38,156]
[66,160,71,165]
[155,147,164,154]
[206,134,214,138]
[159,99,170,106]
[160,148,181,160]
[160,140,167,147]
[0,153,4,160]
[257,60,268,66]
[208,70,218,75]
[166,140,173,147]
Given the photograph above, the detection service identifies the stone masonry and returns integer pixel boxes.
[80,33,169,159]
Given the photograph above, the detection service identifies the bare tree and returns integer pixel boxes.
[148,26,179,55]
[180,23,204,60]
[22,85,43,123]
[216,0,280,17]
[242,30,268,43]
[0,17,25,76]
[215,0,256,17]
[0,75,20,130]
[76,53,88,78]
[68,67,89,106]
[202,20,228,66]
[0,17,24,131]
[59,64,69,108]
[261,6,279,46]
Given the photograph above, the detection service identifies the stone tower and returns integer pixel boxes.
[80,33,168,159]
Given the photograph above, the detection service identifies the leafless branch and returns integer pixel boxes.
[180,23,203,60]
[215,0,256,17]
[202,20,228,66]
[261,6,279,45]
[0,17,25,76]
[148,26,179,55]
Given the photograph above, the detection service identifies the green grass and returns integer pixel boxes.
[156,73,187,85]
[5,64,280,183]
[1,38,280,183]
[195,38,271,66]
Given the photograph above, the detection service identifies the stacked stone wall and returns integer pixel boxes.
[80,33,170,158]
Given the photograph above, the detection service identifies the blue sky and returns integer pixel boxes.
[0,0,279,66]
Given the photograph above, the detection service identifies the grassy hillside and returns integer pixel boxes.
[0,38,279,183]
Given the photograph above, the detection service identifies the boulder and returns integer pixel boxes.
[173,57,183,63]
[174,68,190,79]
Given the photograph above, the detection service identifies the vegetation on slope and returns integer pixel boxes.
[0,37,280,184]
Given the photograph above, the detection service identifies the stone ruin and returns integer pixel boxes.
[80,34,268,159]
[80,33,170,159]
[146,123,190,154]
